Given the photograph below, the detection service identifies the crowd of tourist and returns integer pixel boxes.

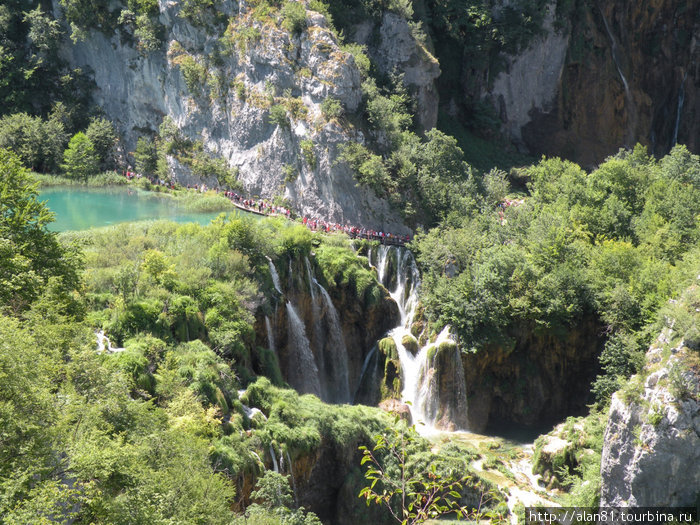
[122,170,410,245]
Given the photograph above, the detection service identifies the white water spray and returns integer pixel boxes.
[672,71,688,146]
[267,257,282,294]
[285,302,322,396]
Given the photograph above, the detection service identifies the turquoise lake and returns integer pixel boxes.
[40,186,246,232]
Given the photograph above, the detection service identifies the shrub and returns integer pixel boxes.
[268,105,289,128]
[282,163,298,182]
[299,139,316,169]
[179,56,209,95]
[321,97,343,120]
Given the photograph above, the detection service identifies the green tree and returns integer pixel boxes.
[85,117,117,169]
[0,113,67,172]
[62,131,99,180]
[134,136,158,175]
[0,149,81,312]
[0,317,61,516]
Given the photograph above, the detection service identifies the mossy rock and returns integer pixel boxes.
[401,334,419,355]
[378,337,397,359]
[438,340,457,354]
[426,345,438,362]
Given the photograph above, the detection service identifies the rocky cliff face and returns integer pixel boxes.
[600,326,700,506]
[351,12,441,131]
[476,0,699,166]
[485,3,569,150]
[56,0,409,232]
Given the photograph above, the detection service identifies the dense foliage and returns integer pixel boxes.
[413,145,700,405]
[0,3,93,121]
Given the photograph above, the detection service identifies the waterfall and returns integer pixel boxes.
[95,330,125,353]
[599,6,636,146]
[371,246,468,433]
[285,302,322,396]
[304,257,316,302]
[354,344,378,402]
[265,316,276,353]
[286,450,298,506]
[672,71,688,146]
[314,279,351,403]
[269,444,280,473]
[377,245,391,285]
[267,257,282,294]
[304,257,327,397]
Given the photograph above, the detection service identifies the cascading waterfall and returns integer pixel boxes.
[354,343,378,402]
[286,450,298,506]
[369,246,468,433]
[304,257,327,396]
[304,257,317,302]
[285,302,322,396]
[599,6,637,146]
[265,316,276,353]
[267,256,283,294]
[314,279,351,403]
[394,326,452,428]
[95,330,125,353]
[672,71,688,146]
[269,444,280,473]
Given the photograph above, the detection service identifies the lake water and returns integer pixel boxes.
[40,186,247,232]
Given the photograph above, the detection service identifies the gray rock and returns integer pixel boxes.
[600,335,700,507]
[485,1,569,147]
[352,12,440,131]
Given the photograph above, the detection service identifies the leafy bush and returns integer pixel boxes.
[299,139,316,169]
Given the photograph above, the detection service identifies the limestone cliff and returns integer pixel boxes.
[351,12,441,131]
[56,0,409,232]
[522,0,699,166]
[600,293,700,506]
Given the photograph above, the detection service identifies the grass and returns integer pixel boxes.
[32,171,127,187]
[169,190,238,213]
